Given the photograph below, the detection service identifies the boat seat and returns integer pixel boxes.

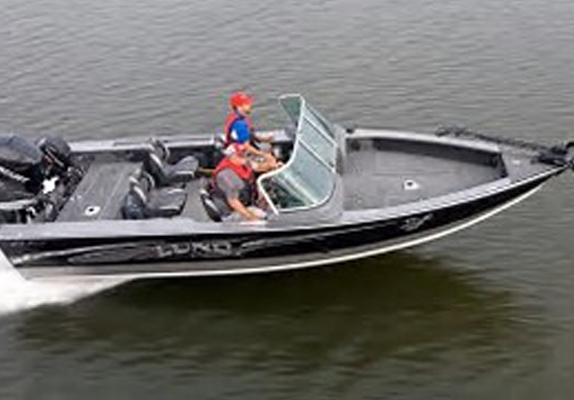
[199,181,228,222]
[122,172,188,219]
[144,139,199,187]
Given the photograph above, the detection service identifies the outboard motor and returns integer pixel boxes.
[0,134,82,224]
[36,135,73,177]
[0,134,44,201]
[34,135,83,221]
[0,134,45,223]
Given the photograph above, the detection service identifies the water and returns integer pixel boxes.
[1,0,574,398]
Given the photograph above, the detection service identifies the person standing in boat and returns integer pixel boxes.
[224,91,277,170]
[212,143,270,222]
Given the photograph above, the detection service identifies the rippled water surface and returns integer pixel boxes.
[2,0,574,398]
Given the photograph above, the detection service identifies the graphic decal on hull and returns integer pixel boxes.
[400,213,434,232]
[155,241,236,259]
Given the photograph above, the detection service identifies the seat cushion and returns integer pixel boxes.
[164,156,199,181]
[145,188,187,218]
[145,152,199,186]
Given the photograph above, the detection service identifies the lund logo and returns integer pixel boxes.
[400,214,433,232]
[156,241,235,259]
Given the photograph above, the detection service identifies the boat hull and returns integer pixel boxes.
[0,172,552,281]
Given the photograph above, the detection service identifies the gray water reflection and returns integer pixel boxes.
[3,254,546,399]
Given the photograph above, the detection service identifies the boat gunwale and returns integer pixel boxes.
[67,127,506,156]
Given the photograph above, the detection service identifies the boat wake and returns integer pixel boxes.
[0,258,126,316]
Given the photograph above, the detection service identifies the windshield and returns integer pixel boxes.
[258,95,338,214]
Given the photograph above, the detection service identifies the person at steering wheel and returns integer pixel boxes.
[212,143,268,222]
[224,92,278,172]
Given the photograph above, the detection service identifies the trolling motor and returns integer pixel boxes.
[536,141,574,170]
[436,125,574,172]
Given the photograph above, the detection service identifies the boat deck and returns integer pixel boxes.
[180,179,212,222]
[57,161,139,222]
[56,158,213,223]
[343,139,505,210]
[53,135,548,223]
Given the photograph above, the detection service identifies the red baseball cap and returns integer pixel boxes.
[230,92,254,108]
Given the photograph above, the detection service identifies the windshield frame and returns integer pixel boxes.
[257,95,339,215]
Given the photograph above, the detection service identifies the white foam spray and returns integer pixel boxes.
[0,252,129,315]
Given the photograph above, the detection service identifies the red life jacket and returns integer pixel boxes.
[224,111,254,146]
[213,157,254,183]
[212,157,255,207]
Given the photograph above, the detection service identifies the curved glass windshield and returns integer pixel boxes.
[258,95,338,213]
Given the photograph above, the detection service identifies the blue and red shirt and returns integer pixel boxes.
[224,111,254,146]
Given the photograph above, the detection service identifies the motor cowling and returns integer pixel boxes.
[0,134,78,223]
[36,135,73,176]
[0,134,45,201]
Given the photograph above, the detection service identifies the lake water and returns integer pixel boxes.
[1,0,574,398]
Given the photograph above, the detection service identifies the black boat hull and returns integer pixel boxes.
[0,172,553,280]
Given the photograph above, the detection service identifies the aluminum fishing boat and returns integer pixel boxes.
[0,94,572,281]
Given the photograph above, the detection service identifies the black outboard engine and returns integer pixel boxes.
[0,134,81,223]
[0,134,45,223]
[0,134,44,201]
[36,135,73,177]
[34,135,82,221]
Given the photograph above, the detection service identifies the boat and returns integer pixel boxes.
[0,94,572,281]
